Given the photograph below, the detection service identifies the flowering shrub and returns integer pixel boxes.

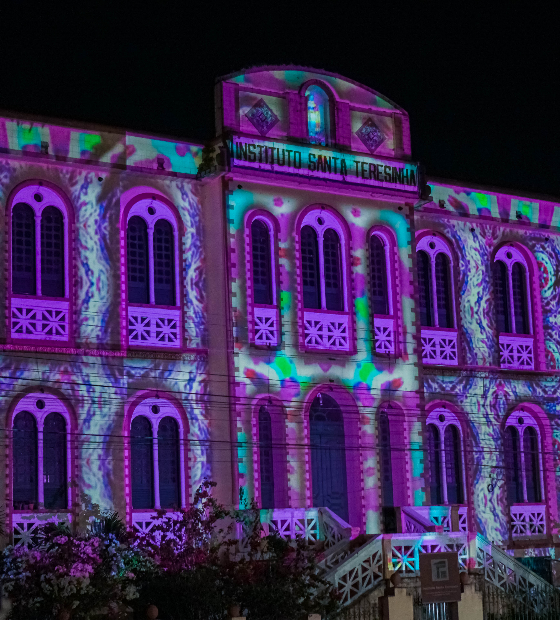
[0,530,152,620]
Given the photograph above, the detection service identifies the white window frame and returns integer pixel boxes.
[494,245,533,335]
[11,393,72,510]
[130,397,187,510]
[249,215,277,307]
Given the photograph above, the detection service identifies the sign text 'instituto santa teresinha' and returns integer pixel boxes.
[229,136,419,193]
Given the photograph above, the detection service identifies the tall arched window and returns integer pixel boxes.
[417,235,458,366]
[309,393,348,522]
[505,413,543,505]
[370,230,397,355]
[129,398,186,512]
[9,184,71,344]
[378,412,393,508]
[251,220,273,306]
[299,209,351,352]
[124,197,182,349]
[426,408,465,505]
[305,85,330,145]
[11,393,71,512]
[494,245,534,370]
[258,406,275,509]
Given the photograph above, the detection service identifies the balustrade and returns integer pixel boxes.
[421,329,458,365]
[373,317,395,354]
[128,306,181,348]
[11,298,69,341]
[499,335,534,370]
[510,503,546,538]
[254,306,279,346]
[303,311,350,351]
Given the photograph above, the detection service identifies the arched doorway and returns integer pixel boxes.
[310,392,348,522]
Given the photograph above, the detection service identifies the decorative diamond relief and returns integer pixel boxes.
[128,306,181,348]
[304,311,350,351]
[246,99,279,136]
[11,298,69,341]
[499,335,534,370]
[355,118,385,153]
[254,306,279,346]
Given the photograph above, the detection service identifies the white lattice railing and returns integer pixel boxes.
[499,335,534,370]
[510,503,546,538]
[131,511,182,534]
[303,311,350,351]
[11,297,69,341]
[254,306,279,346]
[421,329,458,365]
[12,511,72,547]
[128,306,181,348]
[373,317,395,354]
[410,506,468,533]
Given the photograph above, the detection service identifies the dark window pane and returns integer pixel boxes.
[512,262,530,335]
[493,260,510,333]
[41,206,64,297]
[523,427,541,503]
[444,425,463,504]
[251,220,273,305]
[428,424,442,505]
[301,226,320,309]
[258,406,274,509]
[43,412,67,509]
[12,203,36,295]
[435,253,453,328]
[131,416,154,509]
[379,412,393,507]
[323,228,343,311]
[158,417,180,509]
[505,426,523,504]
[127,216,149,304]
[13,411,38,509]
[153,219,175,306]
[417,251,432,327]
[370,235,389,315]
[310,393,348,522]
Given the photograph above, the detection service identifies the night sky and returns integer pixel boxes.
[1,5,558,196]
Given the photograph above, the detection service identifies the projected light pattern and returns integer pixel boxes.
[0,155,209,516]
[306,85,329,145]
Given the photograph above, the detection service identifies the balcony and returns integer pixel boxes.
[12,511,72,547]
[11,297,69,342]
[510,504,546,539]
[128,306,181,348]
[373,317,395,354]
[421,328,458,365]
[408,506,468,532]
[254,306,279,346]
[499,334,534,370]
[303,311,350,352]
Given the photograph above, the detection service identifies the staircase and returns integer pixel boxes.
[242,507,558,614]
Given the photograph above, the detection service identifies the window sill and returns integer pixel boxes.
[421,328,458,366]
[303,310,350,352]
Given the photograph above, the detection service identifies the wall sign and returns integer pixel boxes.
[419,552,462,603]
[229,136,419,193]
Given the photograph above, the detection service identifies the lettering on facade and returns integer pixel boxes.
[229,137,418,192]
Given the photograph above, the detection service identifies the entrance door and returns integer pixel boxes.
[310,393,349,522]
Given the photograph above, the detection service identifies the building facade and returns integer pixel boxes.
[1,67,559,578]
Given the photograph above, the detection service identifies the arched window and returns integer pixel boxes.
[124,197,182,349]
[370,230,397,355]
[505,413,543,504]
[251,219,273,306]
[9,185,71,344]
[127,216,150,304]
[305,85,330,145]
[301,225,321,309]
[493,246,532,336]
[378,412,393,508]
[258,406,275,509]
[299,209,350,352]
[153,220,175,306]
[11,393,71,512]
[417,235,458,366]
[426,408,465,505]
[129,398,186,512]
[309,393,348,522]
